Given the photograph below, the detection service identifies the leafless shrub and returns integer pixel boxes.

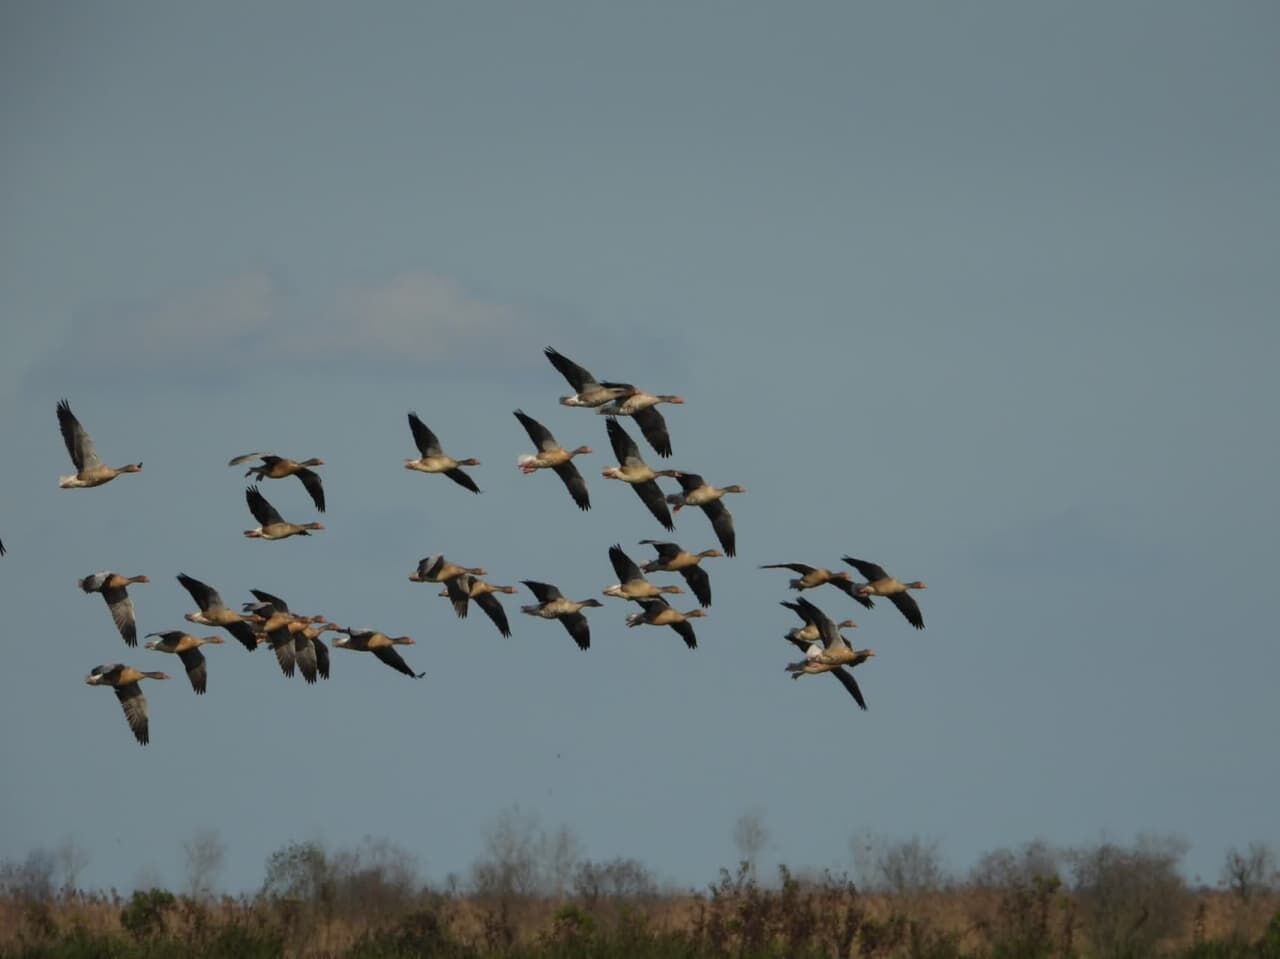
[731,809,769,881]
[852,831,948,896]
[1221,841,1279,902]
[0,848,57,900]
[182,829,226,901]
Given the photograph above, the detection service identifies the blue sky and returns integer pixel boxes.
[2,2,1277,892]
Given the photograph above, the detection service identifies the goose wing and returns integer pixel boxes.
[552,462,591,511]
[830,666,868,710]
[113,682,150,745]
[177,648,208,694]
[521,580,564,604]
[249,588,290,614]
[701,499,736,557]
[57,400,101,471]
[513,409,558,451]
[101,585,139,647]
[314,637,331,680]
[831,577,877,609]
[674,472,705,493]
[889,592,926,630]
[680,565,712,607]
[639,540,681,563]
[559,612,590,650]
[608,544,644,584]
[246,486,285,526]
[227,452,269,466]
[605,418,644,467]
[294,635,318,684]
[761,563,815,575]
[444,467,481,494]
[793,597,842,649]
[177,573,223,612]
[267,628,296,677]
[295,468,326,512]
[444,576,471,618]
[842,556,890,582]
[544,347,597,392]
[372,645,424,678]
[670,618,698,650]
[407,412,443,457]
[225,620,259,652]
[632,406,673,458]
[633,480,675,531]
[474,591,512,638]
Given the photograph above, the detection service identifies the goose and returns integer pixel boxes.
[600,419,679,530]
[781,599,857,650]
[439,574,515,638]
[780,598,875,709]
[760,563,875,609]
[603,543,684,602]
[544,347,635,408]
[240,588,326,677]
[666,473,745,558]
[513,410,591,511]
[290,619,335,684]
[78,572,150,646]
[596,391,684,458]
[227,453,326,512]
[143,631,224,694]
[176,573,260,651]
[404,412,481,493]
[519,581,601,650]
[242,486,323,540]
[332,627,424,679]
[842,556,927,630]
[56,399,142,489]
[625,599,705,650]
[409,554,486,584]
[639,540,722,607]
[85,664,169,745]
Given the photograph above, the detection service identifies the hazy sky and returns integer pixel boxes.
[2,2,1277,893]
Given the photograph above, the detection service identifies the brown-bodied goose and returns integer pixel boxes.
[625,598,705,650]
[56,400,142,489]
[520,581,601,650]
[243,486,324,540]
[405,412,481,493]
[143,631,224,694]
[760,563,875,609]
[240,588,326,678]
[781,599,857,649]
[439,574,515,638]
[176,573,259,651]
[603,543,684,602]
[597,391,684,458]
[780,597,875,709]
[666,473,745,558]
[79,572,150,646]
[639,540,722,607]
[842,556,927,630]
[333,627,424,679]
[513,409,591,511]
[228,453,326,512]
[409,554,486,585]
[600,419,679,530]
[85,663,169,745]
[544,347,635,408]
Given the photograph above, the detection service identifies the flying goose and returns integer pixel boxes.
[409,554,486,584]
[543,347,635,408]
[596,390,684,457]
[513,409,591,511]
[404,412,481,493]
[603,543,684,602]
[760,563,875,609]
[781,600,857,650]
[665,473,745,558]
[842,556,927,630]
[332,627,424,679]
[227,453,326,512]
[600,419,679,530]
[625,598,705,649]
[176,573,260,651]
[781,597,875,709]
[638,540,722,607]
[519,581,601,650]
[243,486,324,540]
[290,619,335,684]
[143,631,224,694]
[439,574,515,638]
[78,572,150,646]
[85,663,169,745]
[56,399,142,489]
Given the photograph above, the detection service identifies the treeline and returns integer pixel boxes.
[2,820,1279,958]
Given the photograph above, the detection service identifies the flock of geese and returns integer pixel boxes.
[22,348,927,745]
